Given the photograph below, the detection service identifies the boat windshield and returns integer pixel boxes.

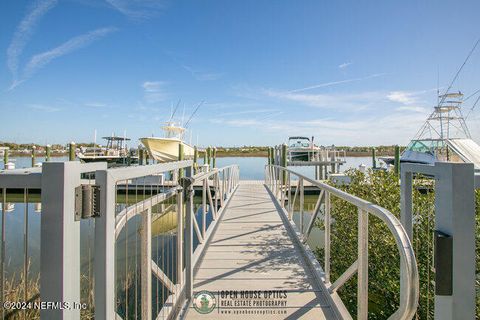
[289,137,310,148]
[406,139,446,154]
[162,122,185,139]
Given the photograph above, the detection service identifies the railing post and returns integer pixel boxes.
[202,179,207,237]
[140,207,152,320]
[40,162,81,320]
[357,209,368,320]
[184,180,194,300]
[95,169,116,320]
[287,172,291,213]
[434,162,475,320]
[324,191,331,283]
[176,188,184,286]
[299,178,304,233]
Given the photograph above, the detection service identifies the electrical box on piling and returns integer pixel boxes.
[75,184,101,220]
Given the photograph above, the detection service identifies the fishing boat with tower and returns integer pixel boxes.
[381,91,480,169]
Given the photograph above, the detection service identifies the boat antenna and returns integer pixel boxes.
[169,99,182,122]
[439,36,480,105]
[437,64,440,105]
[465,93,480,120]
[184,100,205,128]
[182,103,186,126]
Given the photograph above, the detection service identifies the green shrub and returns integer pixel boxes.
[315,169,479,319]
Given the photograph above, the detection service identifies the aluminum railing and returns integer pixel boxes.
[0,161,240,320]
[95,161,240,320]
[265,165,419,320]
[0,162,106,320]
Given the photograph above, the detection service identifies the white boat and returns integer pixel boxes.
[287,136,322,161]
[381,92,480,169]
[140,122,194,163]
[77,136,138,166]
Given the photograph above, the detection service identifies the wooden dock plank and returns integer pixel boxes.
[184,184,337,319]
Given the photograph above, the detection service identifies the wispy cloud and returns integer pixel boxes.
[289,73,386,93]
[210,111,428,146]
[218,108,278,117]
[12,27,117,89]
[142,81,168,103]
[182,65,223,81]
[265,89,385,111]
[105,0,167,20]
[85,102,108,108]
[387,91,419,105]
[338,62,353,69]
[29,104,61,112]
[395,106,429,113]
[386,88,439,105]
[7,0,58,82]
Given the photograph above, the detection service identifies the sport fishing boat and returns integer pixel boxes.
[287,136,320,161]
[380,92,480,169]
[140,122,194,163]
[77,136,138,165]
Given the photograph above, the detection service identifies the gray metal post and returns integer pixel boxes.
[400,169,413,313]
[40,162,81,319]
[401,162,476,320]
[177,190,184,286]
[434,162,475,319]
[299,178,304,234]
[357,209,368,320]
[94,169,116,320]
[185,182,194,299]
[141,208,152,320]
[400,170,413,240]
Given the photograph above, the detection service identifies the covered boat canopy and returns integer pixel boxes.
[446,139,480,169]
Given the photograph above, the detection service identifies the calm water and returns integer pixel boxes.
[1,155,370,314]
[2,155,373,180]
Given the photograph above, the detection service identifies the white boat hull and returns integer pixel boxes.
[140,137,194,163]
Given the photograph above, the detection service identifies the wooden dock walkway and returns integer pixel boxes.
[184,181,337,319]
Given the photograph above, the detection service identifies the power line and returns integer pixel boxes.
[439,37,480,105]
[184,101,204,128]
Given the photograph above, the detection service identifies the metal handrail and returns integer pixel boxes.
[174,165,240,319]
[265,165,419,320]
[94,161,240,320]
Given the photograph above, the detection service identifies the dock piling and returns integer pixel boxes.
[372,148,376,169]
[31,145,36,167]
[394,145,400,175]
[207,147,211,167]
[193,146,198,173]
[3,148,8,169]
[69,142,75,161]
[46,144,51,162]
[139,149,144,165]
[330,150,336,174]
[179,144,185,178]
[212,147,217,168]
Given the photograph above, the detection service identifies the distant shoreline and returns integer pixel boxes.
[2,151,392,158]
[215,151,392,158]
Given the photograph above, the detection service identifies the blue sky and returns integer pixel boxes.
[1,0,480,147]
